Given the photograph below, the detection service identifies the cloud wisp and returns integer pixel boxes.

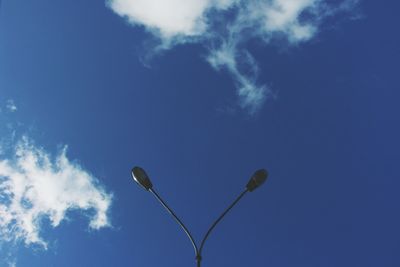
[107,0,358,113]
[0,137,112,249]
[6,100,17,113]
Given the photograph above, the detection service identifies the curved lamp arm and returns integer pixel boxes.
[198,189,248,263]
[149,188,199,258]
[150,188,249,267]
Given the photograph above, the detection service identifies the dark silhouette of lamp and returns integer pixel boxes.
[131,166,152,191]
[246,169,268,192]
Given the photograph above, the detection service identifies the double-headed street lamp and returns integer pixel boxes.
[131,166,268,267]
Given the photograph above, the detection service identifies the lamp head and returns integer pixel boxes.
[131,166,153,191]
[246,169,268,192]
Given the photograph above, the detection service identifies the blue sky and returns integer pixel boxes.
[0,0,399,266]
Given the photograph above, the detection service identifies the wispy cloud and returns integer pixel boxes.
[0,137,112,249]
[107,0,358,113]
[6,100,17,113]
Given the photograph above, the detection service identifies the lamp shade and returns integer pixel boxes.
[246,169,268,192]
[131,166,153,191]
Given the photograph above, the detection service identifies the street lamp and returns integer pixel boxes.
[131,166,268,267]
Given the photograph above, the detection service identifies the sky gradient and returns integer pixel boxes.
[1,0,400,266]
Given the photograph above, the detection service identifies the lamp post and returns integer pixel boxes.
[131,166,268,267]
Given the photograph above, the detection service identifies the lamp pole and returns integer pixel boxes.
[131,167,268,266]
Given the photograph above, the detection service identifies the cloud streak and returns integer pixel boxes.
[108,0,358,113]
[6,100,17,113]
[0,137,112,249]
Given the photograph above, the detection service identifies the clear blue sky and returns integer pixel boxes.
[0,0,399,266]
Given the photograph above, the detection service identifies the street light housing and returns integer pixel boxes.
[131,166,153,191]
[246,169,268,192]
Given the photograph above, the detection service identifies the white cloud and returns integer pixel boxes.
[0,137,112,248]
[107,0,238,44]
[259,0,319,42]
[107,0,208,39]
[6,100,17,113]
[108,0,358,113]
